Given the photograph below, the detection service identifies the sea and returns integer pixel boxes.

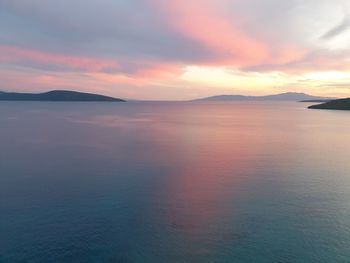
[1,101,350,263]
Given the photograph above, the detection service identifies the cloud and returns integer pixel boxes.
[1,0,350,99]
[0,45,119,72]
[0,0,307,69]
[321,15,350,39]
[152,0,309,67]
[152,0,268,65]
[0,0,214,62]
[242,49,350,74]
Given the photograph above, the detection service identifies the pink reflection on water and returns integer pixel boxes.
[146,103,273,243]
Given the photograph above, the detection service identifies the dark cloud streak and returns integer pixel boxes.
[320,15,350,39]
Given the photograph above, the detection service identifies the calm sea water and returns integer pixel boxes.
[1,101,350,263]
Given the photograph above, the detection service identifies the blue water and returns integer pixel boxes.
[1,101,350,262]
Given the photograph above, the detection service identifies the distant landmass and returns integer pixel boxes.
[195,92,334,102]
[0,90,125,102]
[300,99,333,103]
[308,98,350,110]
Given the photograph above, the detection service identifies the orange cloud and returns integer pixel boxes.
[0,45,119,72]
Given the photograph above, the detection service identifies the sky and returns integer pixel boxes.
[1,0,350,100]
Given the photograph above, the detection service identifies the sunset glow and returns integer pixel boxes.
[1,0,350,99]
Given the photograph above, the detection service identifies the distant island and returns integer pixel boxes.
[194,92,334,102]
[308,98,350,110]
[300,99,333,103]
[0,90,125,102]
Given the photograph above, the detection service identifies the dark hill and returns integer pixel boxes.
[308,98,350,110]
[0,90,125,102]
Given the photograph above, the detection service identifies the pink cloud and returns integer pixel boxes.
[244,49,350,74]
[86,63,184,87]
[0,45,119,72]
[131,63,184,79]
[0,45,185,81]
[152,0,305,68]
[153,0,267,65]
[0,61,185,98]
